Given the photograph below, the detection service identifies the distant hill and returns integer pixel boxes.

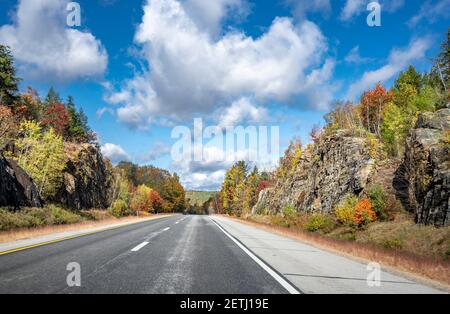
[186,191,217,206]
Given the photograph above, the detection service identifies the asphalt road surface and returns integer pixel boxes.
[0,215,445,294]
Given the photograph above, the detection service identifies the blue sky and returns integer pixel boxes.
[0,0,449,190]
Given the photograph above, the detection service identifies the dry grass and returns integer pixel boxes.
[227,215,450,288]
[0,214,172,243]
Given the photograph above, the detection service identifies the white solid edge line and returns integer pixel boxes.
[209,217,300,295]
[131,241,149,252]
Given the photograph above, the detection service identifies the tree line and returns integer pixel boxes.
[0,44,187,215]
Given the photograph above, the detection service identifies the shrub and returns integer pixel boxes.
[282,204,297,218]
[382,238,403,250]
[80,210,112,221]
[45,205,83,225]
[334,195,358,225]
[367,185,387,219]
[354,198,377,226]
[306,213,335,233]
[0,206,83,231]
[109,200,131,218]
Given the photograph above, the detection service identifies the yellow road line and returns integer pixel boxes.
[0,215,173,256]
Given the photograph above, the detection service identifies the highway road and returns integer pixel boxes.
[0,215,445,294]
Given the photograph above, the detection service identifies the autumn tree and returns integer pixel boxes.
[14,121,66,199]
[42,103,70,136]
[0,45,20,107]
[221,161,248,214]
[161,174,187,212]
[360,83,392,137]
[130,185,153,215]
[149,190,164,213]
[18,87,43,121]
[0,105,17,149]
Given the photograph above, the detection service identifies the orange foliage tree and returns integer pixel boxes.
[354,198,377,225]
[149,190,164,213]
[360,83,393,136]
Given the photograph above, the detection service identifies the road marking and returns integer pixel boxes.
[163,227,170,231]
[0,215,175,256]
[209,217,301,295]
[131,241,149,252]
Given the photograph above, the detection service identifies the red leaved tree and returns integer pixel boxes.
[42,103,69,136]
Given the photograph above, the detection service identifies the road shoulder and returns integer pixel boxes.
[211,215,447,294]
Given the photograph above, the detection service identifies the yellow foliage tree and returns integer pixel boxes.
[14,121,66,199]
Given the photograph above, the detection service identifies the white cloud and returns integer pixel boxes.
[101,143,130,164]
[182,0,249,37]
[408,0,450,27]
[345,38,431,101]
[340,0,365,20]
[0,0,108,81]
[216,97,268,128]
[345,46,373,64]
[105,0,334,129]
[139,142,172,162]
[340,0,405,20]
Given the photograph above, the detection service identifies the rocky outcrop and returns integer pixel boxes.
[398,109,449,226]
[253,130,375,215]
[53,144,113,210]
[0,155,42,208]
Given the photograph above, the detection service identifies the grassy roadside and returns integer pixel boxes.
[227,213,450,287]
[0,206,171,243]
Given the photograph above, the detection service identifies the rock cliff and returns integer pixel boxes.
[53,143,114,210]
[254,130,375,214]
[398,109,449,226]
[0,155,42,208]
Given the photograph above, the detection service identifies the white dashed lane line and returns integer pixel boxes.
[131,241,149,252]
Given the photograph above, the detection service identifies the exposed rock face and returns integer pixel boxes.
[53,144,113,210]
[0,155,42,208]
[253,130,375,215]
[398,109,449,226]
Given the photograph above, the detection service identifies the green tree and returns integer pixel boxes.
[15,121,66,199]
[45,87,61,107]
[394,66,423,92]
[0,45,20,106]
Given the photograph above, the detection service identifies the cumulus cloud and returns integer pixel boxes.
[101,143,130,164]
[408,0,450,27]
[345,38,431,101]
[182,0,249,37]
[215,97,268,129]
[104,0,334,129]
[0,0,108,81]
[340,0,404,20]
